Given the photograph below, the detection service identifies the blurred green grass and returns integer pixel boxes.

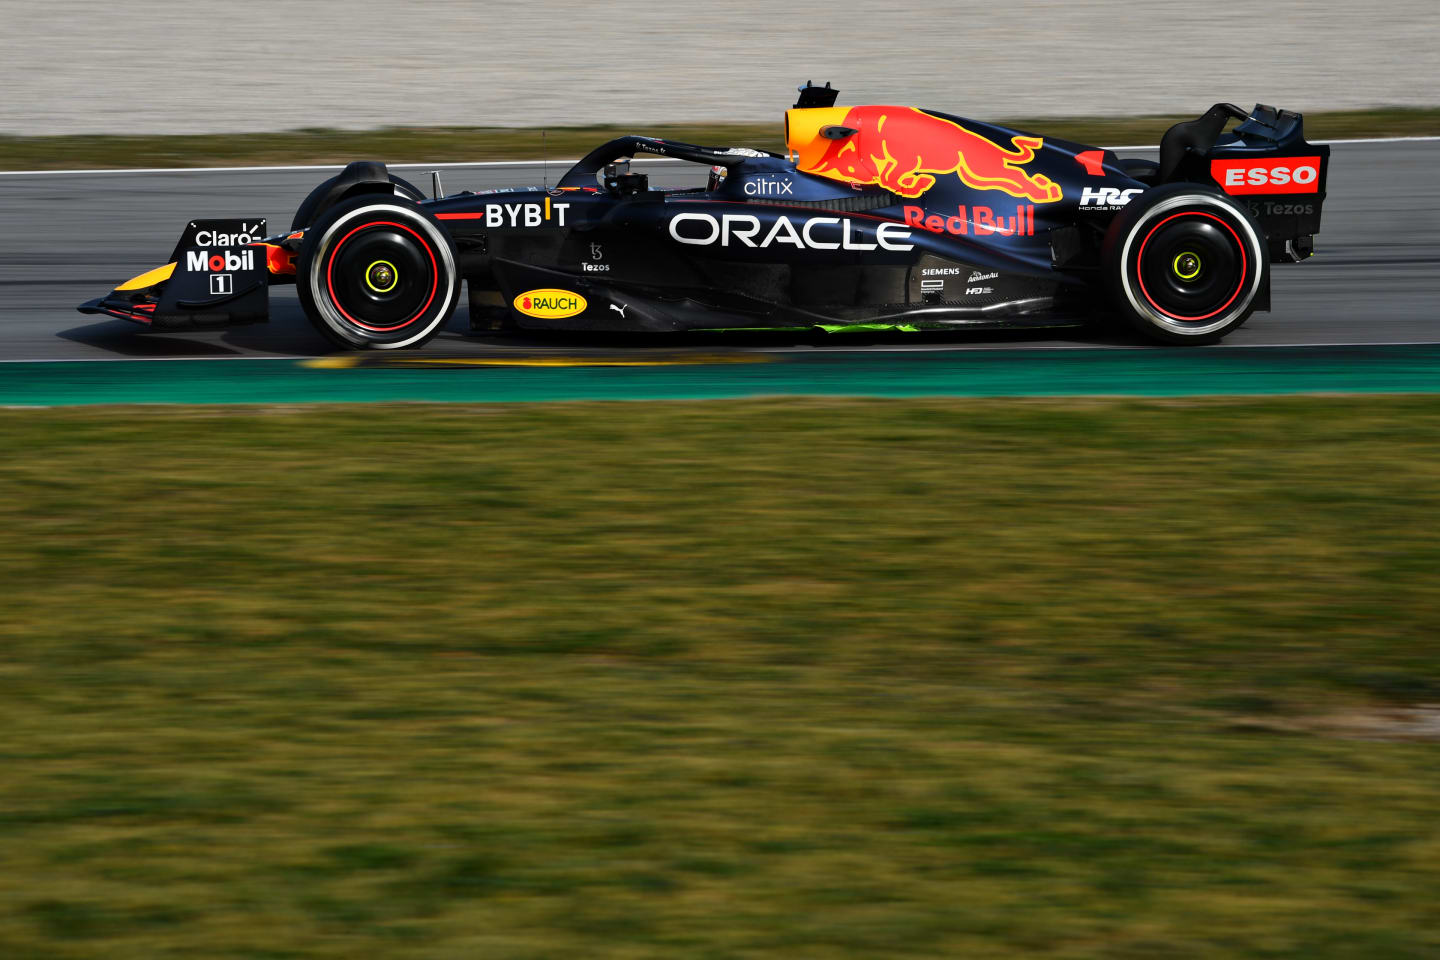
[2,396,1440,958]
[2,107,1437,170]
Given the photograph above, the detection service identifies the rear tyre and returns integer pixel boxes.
[1102,184,1268,345]
[297,196,460,350]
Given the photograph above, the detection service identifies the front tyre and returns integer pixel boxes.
[297,196,460,350]
[1102,184,1268,345]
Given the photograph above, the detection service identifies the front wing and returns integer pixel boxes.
[78,219,298,329]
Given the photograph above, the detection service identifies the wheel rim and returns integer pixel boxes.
[324,221,438,333]
[1135,211,1248,324]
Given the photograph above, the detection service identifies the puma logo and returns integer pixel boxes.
[610,303,627,319]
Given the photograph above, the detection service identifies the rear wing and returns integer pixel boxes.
[1162,103,1330,262]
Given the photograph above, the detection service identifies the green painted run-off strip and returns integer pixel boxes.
[3,346,1440,406]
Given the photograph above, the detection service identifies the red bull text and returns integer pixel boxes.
[903,205,1037,238]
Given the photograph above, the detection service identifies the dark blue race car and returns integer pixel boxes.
[81,83,1329,347]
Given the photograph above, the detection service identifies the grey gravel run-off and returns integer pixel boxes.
[0,140,1436,360]
[2,1,1437,134]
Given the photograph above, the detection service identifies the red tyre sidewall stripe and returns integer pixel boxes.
[324,220,439,332]
[1135,211,1248,322]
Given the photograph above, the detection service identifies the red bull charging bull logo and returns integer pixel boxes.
[789,106,1063,203]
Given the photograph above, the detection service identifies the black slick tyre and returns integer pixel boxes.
[1101,184,1268,345]
[297,196,460,350]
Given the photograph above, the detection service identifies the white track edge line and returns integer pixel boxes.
[0,158,592,177]
[0,157,679,177]
[0,135,1435,177]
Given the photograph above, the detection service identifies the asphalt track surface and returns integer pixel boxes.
[1,139,1436,363]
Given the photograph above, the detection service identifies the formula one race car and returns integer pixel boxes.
[80,83,1329,346]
